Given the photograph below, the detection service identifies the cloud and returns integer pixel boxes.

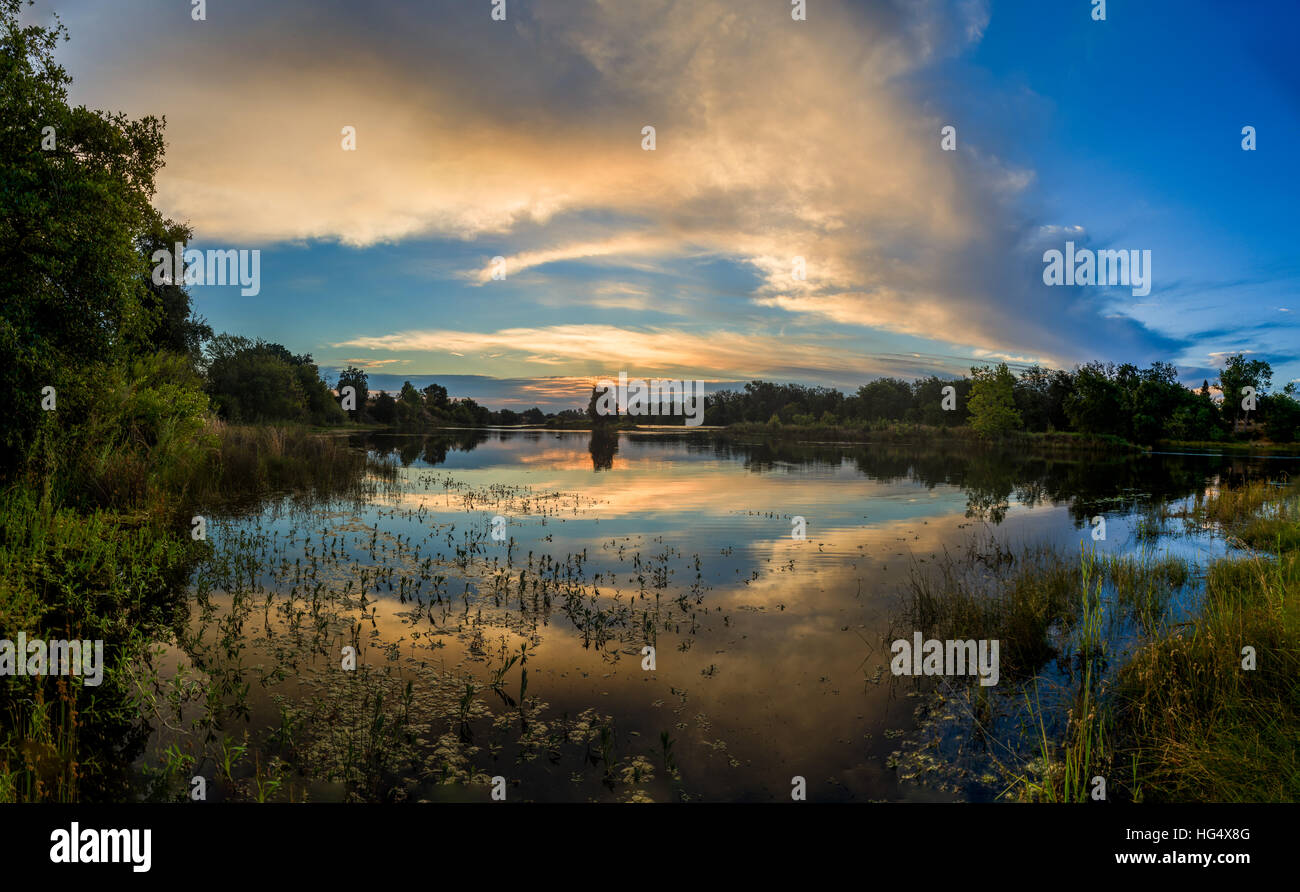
[57,0,1179,372]
[332,323,1042,387]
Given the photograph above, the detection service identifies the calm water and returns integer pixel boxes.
[146,430,1298,802]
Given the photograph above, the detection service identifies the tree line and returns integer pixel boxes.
[699,359,1298,443]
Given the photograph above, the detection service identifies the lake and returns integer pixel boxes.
[144,429,1298,802]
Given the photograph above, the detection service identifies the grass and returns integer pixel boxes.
[0,485,197,801]
[0,401,394,801]
[900,475,1299,803]
[897,541,1190,684]
[1110,551,1300,801]
[189,421,398,506]
[1021,547,1112,802]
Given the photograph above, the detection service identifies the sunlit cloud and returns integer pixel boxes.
[55,0,1189,377]
[334,325,887,379]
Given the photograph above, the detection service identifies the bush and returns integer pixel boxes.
[55,353,214,510]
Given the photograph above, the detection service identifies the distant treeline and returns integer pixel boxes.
[238,357,1300,447]
[696,359,1300,444]
[191,346,570,428]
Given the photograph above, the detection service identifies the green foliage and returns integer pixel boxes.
[0,0,173,471]
[337,366,369,420]
[1013,365,1072,432]
[1261,391,1300,443]
[421,382,448,411]
[967,363,1023,436]
[704,381,845,426]
[1166,381,1224,442]
[910,375,970,426]
[58,353,214,509]
[0,484,198,801]
[1217,353,1272,429]
[853,378,913,422]
[1064,362,1124,436]
[138,217,211,360]
[203,334,343,425]
[369,391,397,424]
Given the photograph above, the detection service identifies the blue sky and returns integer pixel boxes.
[39,0,1300,409]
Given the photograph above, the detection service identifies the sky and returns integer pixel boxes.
[31,0,1300,410]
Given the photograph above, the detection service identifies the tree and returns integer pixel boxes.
[338,366,369,418]
[1261,386,1300,442]
[0,0,171,470]
[421,382,449,415]
[967,364,1023,437]
[1216,354,1273,430]
[588,385,613,425]
[397,381,426,427]
[294,357,345,425]
[1124,362,1183,444]
[1065,362,1123,436]
[1167,381,1222,442]
[138,217,211,361]
[1014,366,1073,432]
[370,391,397,424]
[203,335,342,424]
[910,375,969,426]
[852,378,912,422]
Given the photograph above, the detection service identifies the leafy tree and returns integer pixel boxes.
[370,391,397,424]
[1014,366,1073,433]
[909,375,969,426]
[1124,362,1183,444]
[967,364,1023,436]
[1065,362,1124,436]
[338,366,369,418]
[422,382,449,414]
[1216,354,1273,430]
[397,381,427,427]
[203,335,341,424]
[138,217,211,360]
[1167,382,1223,441]
[204,335,305,422]
[1261,388,1300,442]
[295,358,345,425]
[852,378,912,422]
[0,0,171,470]
[588,385,613,425]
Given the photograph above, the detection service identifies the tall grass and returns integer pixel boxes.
[904,477,1298,802]
[1022,547,1112,802]
[898,541,1188,684]
[1110,551,1300,801]
[187,421,397,507]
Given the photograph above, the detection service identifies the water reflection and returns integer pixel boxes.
[142,430,1296,803]
[352,428,1285,531]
